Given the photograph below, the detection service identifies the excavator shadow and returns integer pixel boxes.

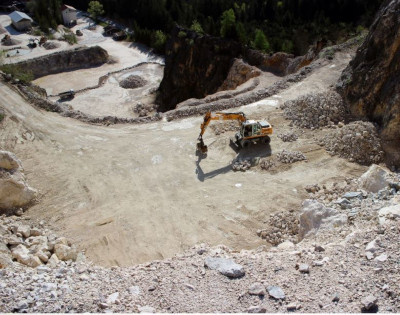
[195,143,271,182]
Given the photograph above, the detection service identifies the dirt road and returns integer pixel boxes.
[0,50,366,267]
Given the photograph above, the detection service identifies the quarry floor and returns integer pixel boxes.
[0,39,368,266]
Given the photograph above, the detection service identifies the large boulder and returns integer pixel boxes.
[358,164,393,192]
[299,199,347,240]
[337,0,400,167]
[204,256,245,278]
[0,151,22,170]
[0,151,37,211]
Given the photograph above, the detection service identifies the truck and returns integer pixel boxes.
[58,89,75,100]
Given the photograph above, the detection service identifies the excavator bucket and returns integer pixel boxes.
[197,137,208,154]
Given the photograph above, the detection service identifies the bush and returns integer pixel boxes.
[0,64,34,84]
[62,33,77,45]
[152,30,167,53]
[178,31,187,38]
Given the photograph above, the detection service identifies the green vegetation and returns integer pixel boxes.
[252,29,270,52]
[0,64,34,84]
[64,0,384,55]
[62,33,78,45]
[0,112,4,123]
[87,1,105,21]
[178,31,187,38]
[152,30,167,53]
[190,20,204,34]
[27,0,62,33]
[220,9,236,38]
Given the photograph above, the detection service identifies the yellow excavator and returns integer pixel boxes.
[196,111,273,153]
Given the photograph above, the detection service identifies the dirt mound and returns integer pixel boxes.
[119,75,147,89]
[43,41,60,50]
[1,35,21,46]
[320,121,384,165]
[281,91,347,129]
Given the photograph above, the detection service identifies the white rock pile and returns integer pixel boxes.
[320,121,384,165]
[281,91,347,129]
[0,215,81,269]
[232,159,252,171]
[259,158,276,171]
[277,149,307,164]
[257,210,299,245]
[277,131,298,142]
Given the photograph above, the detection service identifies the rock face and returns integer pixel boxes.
[157,27,242,112]
[337,0,400,167]
[0,151,37,211]
[245,39,326,76]
[14,46,109,79]
[218,59,261,91]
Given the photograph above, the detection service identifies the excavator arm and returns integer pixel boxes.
[197,111,247,153]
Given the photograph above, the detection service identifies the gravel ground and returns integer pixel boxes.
[1,175,399,313]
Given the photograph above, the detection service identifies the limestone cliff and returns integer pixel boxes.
[15,46,109,79]
[337,0,400,167]
[156,27,242,112]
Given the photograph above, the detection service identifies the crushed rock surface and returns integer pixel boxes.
[1,169,399,313]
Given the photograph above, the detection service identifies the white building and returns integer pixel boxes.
[61,4,77,26]
[9,11,33,31]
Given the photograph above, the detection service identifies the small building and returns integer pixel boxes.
[9,10,32,31]
[61,4,77,26]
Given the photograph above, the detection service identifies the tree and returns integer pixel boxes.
[253,29,270,52]
[152,30,167,53]
[88,1,105,21]
[190,19,204,34]
[220,8,236,38]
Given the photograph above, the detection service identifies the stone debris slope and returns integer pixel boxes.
[320,121,384,165]
[281,91,348,129]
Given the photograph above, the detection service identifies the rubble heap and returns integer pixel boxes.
[320,121,384,165]
[0,215,82,269]
[277,131,298,142]
[257,210,299,245]
[232,159,252,171]
[119,75,147,89]
[281,91,347,129]
[277,150,307,164]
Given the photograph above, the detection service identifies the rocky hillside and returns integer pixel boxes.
[337,0,400,168]
[13,46,109,79]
